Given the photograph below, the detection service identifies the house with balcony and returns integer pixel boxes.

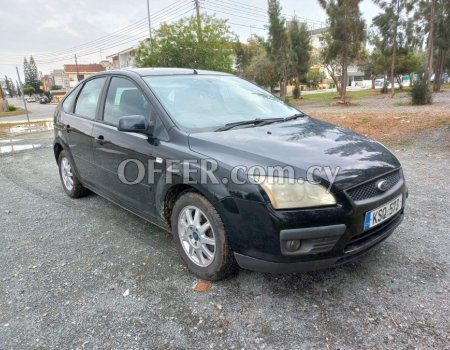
[107,45,138,69]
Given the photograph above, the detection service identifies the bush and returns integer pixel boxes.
[304,69,321,89]
[410,81,432,105]
[8,105,16,111]
[292,83,300,99]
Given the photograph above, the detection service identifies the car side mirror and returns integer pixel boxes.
[117,115,154,135]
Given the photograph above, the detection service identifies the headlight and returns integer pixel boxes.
[250,176,336,209]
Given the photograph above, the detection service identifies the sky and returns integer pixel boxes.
[0,0,380,82]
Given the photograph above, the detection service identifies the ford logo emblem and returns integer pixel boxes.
[377,179,389,192]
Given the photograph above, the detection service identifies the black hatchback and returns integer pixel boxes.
[53,68,407,280]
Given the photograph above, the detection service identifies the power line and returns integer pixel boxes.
[1,0,192,61]
[218,0,326,26]
[43,0,191,57]
[207,0,270,20]
[202,6,268,24]
[0,6,195,68]
[32,7,196,65]
[31,3,195,64]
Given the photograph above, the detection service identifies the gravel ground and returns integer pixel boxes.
[0,127,449,349]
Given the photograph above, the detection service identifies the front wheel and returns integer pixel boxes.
[171,192,237,280]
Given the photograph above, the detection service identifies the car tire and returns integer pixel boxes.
[58,150,89,198]
[171,191,237,281]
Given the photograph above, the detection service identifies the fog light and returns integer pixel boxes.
[286,239,302,252]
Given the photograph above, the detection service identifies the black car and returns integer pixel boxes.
[39,96,50,104]
[53,68,407,280]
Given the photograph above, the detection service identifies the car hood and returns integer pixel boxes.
[188,117,401,191]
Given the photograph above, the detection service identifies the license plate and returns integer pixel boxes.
[364,195,403,231]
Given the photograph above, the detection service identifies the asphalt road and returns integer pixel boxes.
[0,128,448,349]
[1,98,55,123]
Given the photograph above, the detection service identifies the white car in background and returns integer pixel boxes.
[26,96,36,102]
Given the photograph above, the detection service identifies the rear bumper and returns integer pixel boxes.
[234,213,404,273]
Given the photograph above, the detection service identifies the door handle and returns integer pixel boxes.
[95,135,109,145]
[64,125,72,133]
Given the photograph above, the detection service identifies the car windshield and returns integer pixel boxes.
[143,75,299,131]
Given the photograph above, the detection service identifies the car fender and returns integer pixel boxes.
[153,159,233,222]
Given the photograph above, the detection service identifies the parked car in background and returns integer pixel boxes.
[39,96,50,104]
[53,68,407,280]
[26,96,36,102]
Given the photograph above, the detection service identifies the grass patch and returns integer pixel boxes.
[439,83,450,91]
[299,88,410,102]
[0,108,27,117]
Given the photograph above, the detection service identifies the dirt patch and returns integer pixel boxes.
[312,111,450,147]
[293,90,450,146]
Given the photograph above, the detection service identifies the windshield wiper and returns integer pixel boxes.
[284,112,305,121]
[214,114,305,132]
[215,118,279,132]
[258,113,306,126]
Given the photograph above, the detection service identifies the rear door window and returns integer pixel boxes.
[74,77,106,119]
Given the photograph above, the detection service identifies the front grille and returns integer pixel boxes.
[346,171,401,201]
[343,213,402,254]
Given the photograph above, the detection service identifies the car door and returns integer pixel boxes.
[92,76,158,216]
[62,77,106,185]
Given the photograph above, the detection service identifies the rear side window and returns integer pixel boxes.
[62,85,82,113]
[103,77,152,126]
[74,77,106,119]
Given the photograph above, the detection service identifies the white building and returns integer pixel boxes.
[107,45,139,69]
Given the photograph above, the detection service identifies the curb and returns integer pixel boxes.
[0,118,53,125]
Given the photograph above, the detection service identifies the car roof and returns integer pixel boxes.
[104,67,232,77]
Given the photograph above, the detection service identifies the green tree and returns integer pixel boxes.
[0,83,6,112]
[433,0,450,91]
[373,0,414,97]
[11,78,18,97]
[135,15,235,72]
[244,54,279,90]
[395,49,423,86]
[28,56,41,92]
[288,17,311,96]
[23,57,29,85]
[234,36,266,76]
[4,76,13,97]
[304,69,321,89]
[318,0,366,102]
[22,83,35,96]
[267,0,290,98]
[368,28,391,92]
[15,80,21,97]
[409,0,438,103]
[24,56,41,92]
[319,31,342,93]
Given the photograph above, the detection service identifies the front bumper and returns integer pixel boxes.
[234,213,403,273]
[218,171,407,273]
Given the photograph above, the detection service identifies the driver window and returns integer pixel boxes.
[104,77,152,126]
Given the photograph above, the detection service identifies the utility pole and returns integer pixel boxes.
[74,54,80,82]
[147,0,153,53]
[194,0,202,42]
[15,66,31,128]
